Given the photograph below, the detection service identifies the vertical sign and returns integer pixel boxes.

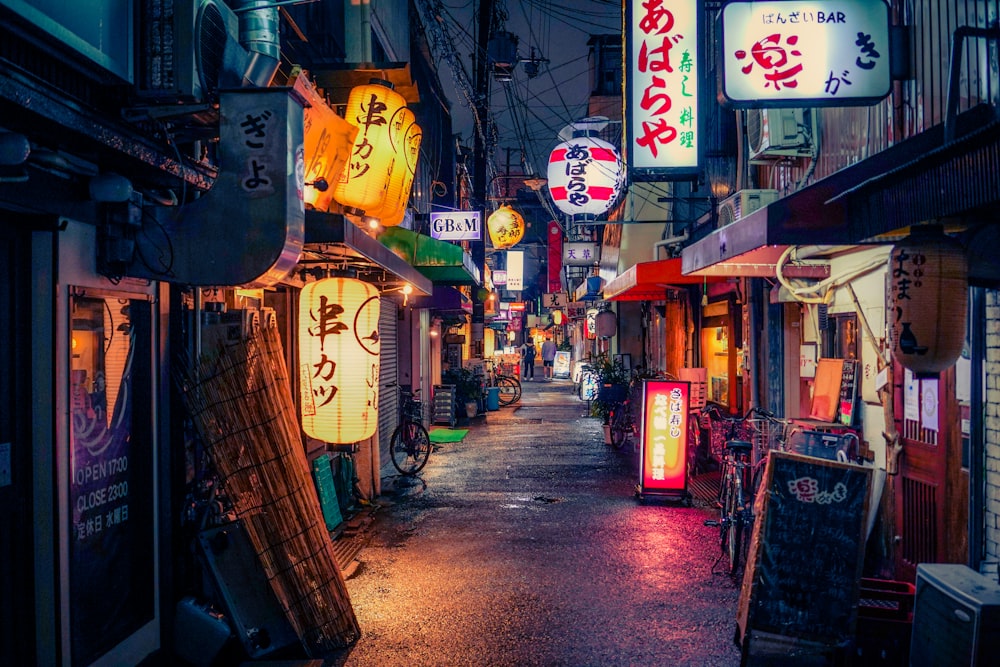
[547,221,563,293]
[639,380,689,496]
[506,250,525,291]
[626,0,701,178]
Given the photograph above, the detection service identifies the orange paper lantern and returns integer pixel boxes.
[888,227,968,375]
[299,277,381,442]
[487,204,526,249]
[372,109,422,227]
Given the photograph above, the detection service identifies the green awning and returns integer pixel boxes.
[378,227,481,286]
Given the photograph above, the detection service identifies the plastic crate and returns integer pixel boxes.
[852,579,914,666]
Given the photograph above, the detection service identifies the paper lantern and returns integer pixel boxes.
[487,205,526,249]
[595,310,617,338]
[372,109,422,227]
[332,80,407,216]
[888,227,968,375]
[546,130,624,217]
[299,278,381,442]
[551,310,565,325]
[585,308,599,340]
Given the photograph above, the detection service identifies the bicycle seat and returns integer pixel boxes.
[725,439,753,453]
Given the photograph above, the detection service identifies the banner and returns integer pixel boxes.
[547,221,563,292]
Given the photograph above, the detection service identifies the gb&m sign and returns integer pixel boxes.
[626,0,701,178]
[720,0,891,107]
[430,211,481,241]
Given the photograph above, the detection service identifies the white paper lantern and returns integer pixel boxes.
[299,278,381,443]
[547,130,624,217]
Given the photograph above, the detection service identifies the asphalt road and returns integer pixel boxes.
[324,378,747,667]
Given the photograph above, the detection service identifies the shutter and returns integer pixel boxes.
[377,299,399,469]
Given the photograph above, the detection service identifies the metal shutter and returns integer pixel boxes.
[377,299,399,470]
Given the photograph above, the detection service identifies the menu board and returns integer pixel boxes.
[737,452,871,648]
[838,360,859,426]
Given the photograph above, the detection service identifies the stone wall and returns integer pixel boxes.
[986,289,1000,566]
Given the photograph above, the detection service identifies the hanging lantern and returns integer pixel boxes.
[551,310,565,326]
[332,80,407,217]
[371,109,422,227]
[887,226,968,375]
[546,128,624,217]
[299,278,381,443]
[595,310,617,338]
[487,204,526,249]
[585,308,599,340]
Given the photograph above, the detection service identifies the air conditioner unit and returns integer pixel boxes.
[717,189,778,228]
[746,108,812,161]
[910,563,1000,667]
[137,0,249,103]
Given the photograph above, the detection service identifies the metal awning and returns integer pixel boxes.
[603,258,727,301]
[377,227,481,286]
[303,211,433,295]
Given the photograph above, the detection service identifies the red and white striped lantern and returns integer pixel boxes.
[547,130,624,217]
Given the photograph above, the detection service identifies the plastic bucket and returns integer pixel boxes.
[486,387,501,411]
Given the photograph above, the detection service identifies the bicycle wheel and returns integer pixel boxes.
[609,404,629,449]
[497,376,520,405]
[390,421,431,475]
[725,479,745,576]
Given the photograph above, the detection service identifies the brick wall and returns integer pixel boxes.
[986,289,1000,565]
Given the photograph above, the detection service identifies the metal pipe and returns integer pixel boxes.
[234,1,281,88]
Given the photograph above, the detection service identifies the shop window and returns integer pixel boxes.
[821,312,858,360]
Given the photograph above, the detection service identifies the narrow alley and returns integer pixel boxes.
[327,378,745,667]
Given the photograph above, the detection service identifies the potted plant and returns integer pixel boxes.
[584,354,631,427]
[442,367,482,419]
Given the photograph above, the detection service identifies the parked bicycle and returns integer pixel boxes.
[387,384,431,475]
[485,358,521,406]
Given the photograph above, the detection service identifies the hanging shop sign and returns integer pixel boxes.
[567,301,587,319]
[626,0,701,178]
[506,250,525,291]
[585,308,599,339]
[507,301,526,312]
[548,222,563,293]
[543,292,568,309]
[638,380,690,499]
[332,80,407,216]
[430,210,482,241]
[720,0,891,108]
[887,227,968,376]
[487,205,526,249]
[547,128,625,216]
[299,278,381,443]
[492,269,507,286]
[563,242,599,266]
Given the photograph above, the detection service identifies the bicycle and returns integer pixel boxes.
[603,383,631,449]
[387,384,431,475]
[485,358,521,406]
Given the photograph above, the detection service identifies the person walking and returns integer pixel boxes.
[520,338,536,381]
[540,336,557,380]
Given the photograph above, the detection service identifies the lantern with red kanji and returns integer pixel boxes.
[887,226,968,376]
[487,204,526,249]
[547,127,624,217]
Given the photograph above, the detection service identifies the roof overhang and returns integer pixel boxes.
[309,63,420,105]
[377,226,481,286]
[303,210,433,295]
[604,258,727,301]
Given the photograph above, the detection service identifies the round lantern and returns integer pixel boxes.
[551,310,565,326]
[595,309,617,338]
[371,108,422,227]
[298,277,381,443]
[546,129,624,217]
[332,80,407,217]
[887,226,968,375]
[487,204,526,249]
[585,308,599,340]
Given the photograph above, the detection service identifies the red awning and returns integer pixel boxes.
[603,258,726,301]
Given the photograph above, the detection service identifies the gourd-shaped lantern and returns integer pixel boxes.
[372,108,422,227]
[333,80,407,217]
[547,125,624,217]
[299,277,381,443]
[888,226,968,375]
[595,309,617,338]
[487,204,526,249]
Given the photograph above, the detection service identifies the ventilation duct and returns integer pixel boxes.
[128,89,304,286]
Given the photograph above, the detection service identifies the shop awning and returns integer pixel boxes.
[302,211,433,295]
[603,258,727,301]
[409,286,472,313]
[377,227,481,286]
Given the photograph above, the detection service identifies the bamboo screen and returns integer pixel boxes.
[178,326,361,654]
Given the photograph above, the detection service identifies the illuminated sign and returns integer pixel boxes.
[626,0,701,178]
[639,380,690,496]
[720,0,891,107]
[506,250,524,291]
[492,269,507,286]
[543,292,568,309]
[508,301,526,312]
[429,212,481,241]
[562,242,599,266]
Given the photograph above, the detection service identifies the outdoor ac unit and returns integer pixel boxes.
[717,189,778,228]
[137,0,247,102]
[746,108,811,161]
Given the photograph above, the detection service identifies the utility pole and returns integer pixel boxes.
[470,0,494,360]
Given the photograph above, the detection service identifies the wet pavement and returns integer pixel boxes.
[324,377,747,667]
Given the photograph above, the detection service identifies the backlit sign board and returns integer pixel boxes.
[506,250,524,291]
[562,242,599,266]
[430,211,481,241]
[626,0,702,178]
[492,270,507,286]
[639,380,690,496]
[543,292,568,309]
[720,0,891,107]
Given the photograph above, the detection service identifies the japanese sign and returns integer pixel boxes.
[492,269,507,286]
[562,242,599,266]
[506,250,524,291]
[626,0,701,178]
[639,380,690,495]
[430,211,481,241]
[547,221,563,293]
[543,292,568,310]
[720,0,891,107]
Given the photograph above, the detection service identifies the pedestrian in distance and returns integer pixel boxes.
[520,338,536,380]
[540,336,557,380]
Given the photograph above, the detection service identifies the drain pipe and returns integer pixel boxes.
[233,0,282,88]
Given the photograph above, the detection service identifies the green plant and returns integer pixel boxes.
[584,354,630,424]
[442,367,482,405]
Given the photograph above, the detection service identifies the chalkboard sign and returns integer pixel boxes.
[838,359,859,426]
[737,452,872,652]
